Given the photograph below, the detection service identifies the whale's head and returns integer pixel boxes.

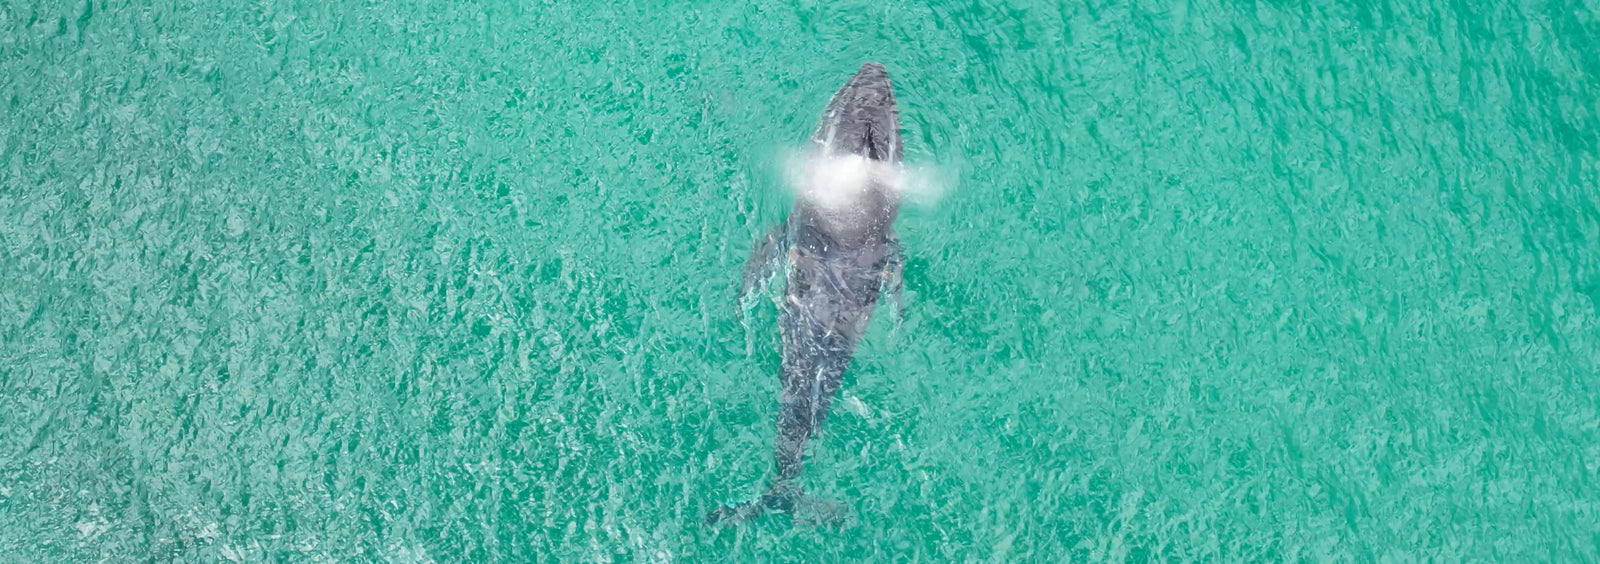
[791,63,905,246]
[811,62,901,164]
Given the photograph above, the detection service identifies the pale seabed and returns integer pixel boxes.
[2,0,1598,561]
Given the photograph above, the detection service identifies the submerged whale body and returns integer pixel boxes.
[708,62,906,527]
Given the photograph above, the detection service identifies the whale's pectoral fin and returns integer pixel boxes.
[882,236,905,323]
[738,224,789,317]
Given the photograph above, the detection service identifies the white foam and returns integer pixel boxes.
[893,161,953,206]
[785,153,886,211]
[773,147,954,213]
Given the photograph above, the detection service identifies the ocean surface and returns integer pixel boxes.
[3,0,1598,561]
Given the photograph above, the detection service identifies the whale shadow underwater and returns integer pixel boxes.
[707,62,907,527]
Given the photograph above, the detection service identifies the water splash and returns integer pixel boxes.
[778,147,955,210]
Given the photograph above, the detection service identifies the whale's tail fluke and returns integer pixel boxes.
[704,482,852,528]
[703,498,767,527]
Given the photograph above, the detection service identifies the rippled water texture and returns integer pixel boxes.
[3,0,1598,560]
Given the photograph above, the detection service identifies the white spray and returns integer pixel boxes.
[781,149,953,214]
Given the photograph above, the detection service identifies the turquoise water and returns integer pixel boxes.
[3,0,1598,560]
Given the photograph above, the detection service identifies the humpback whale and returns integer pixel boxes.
[708,62,906,526]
